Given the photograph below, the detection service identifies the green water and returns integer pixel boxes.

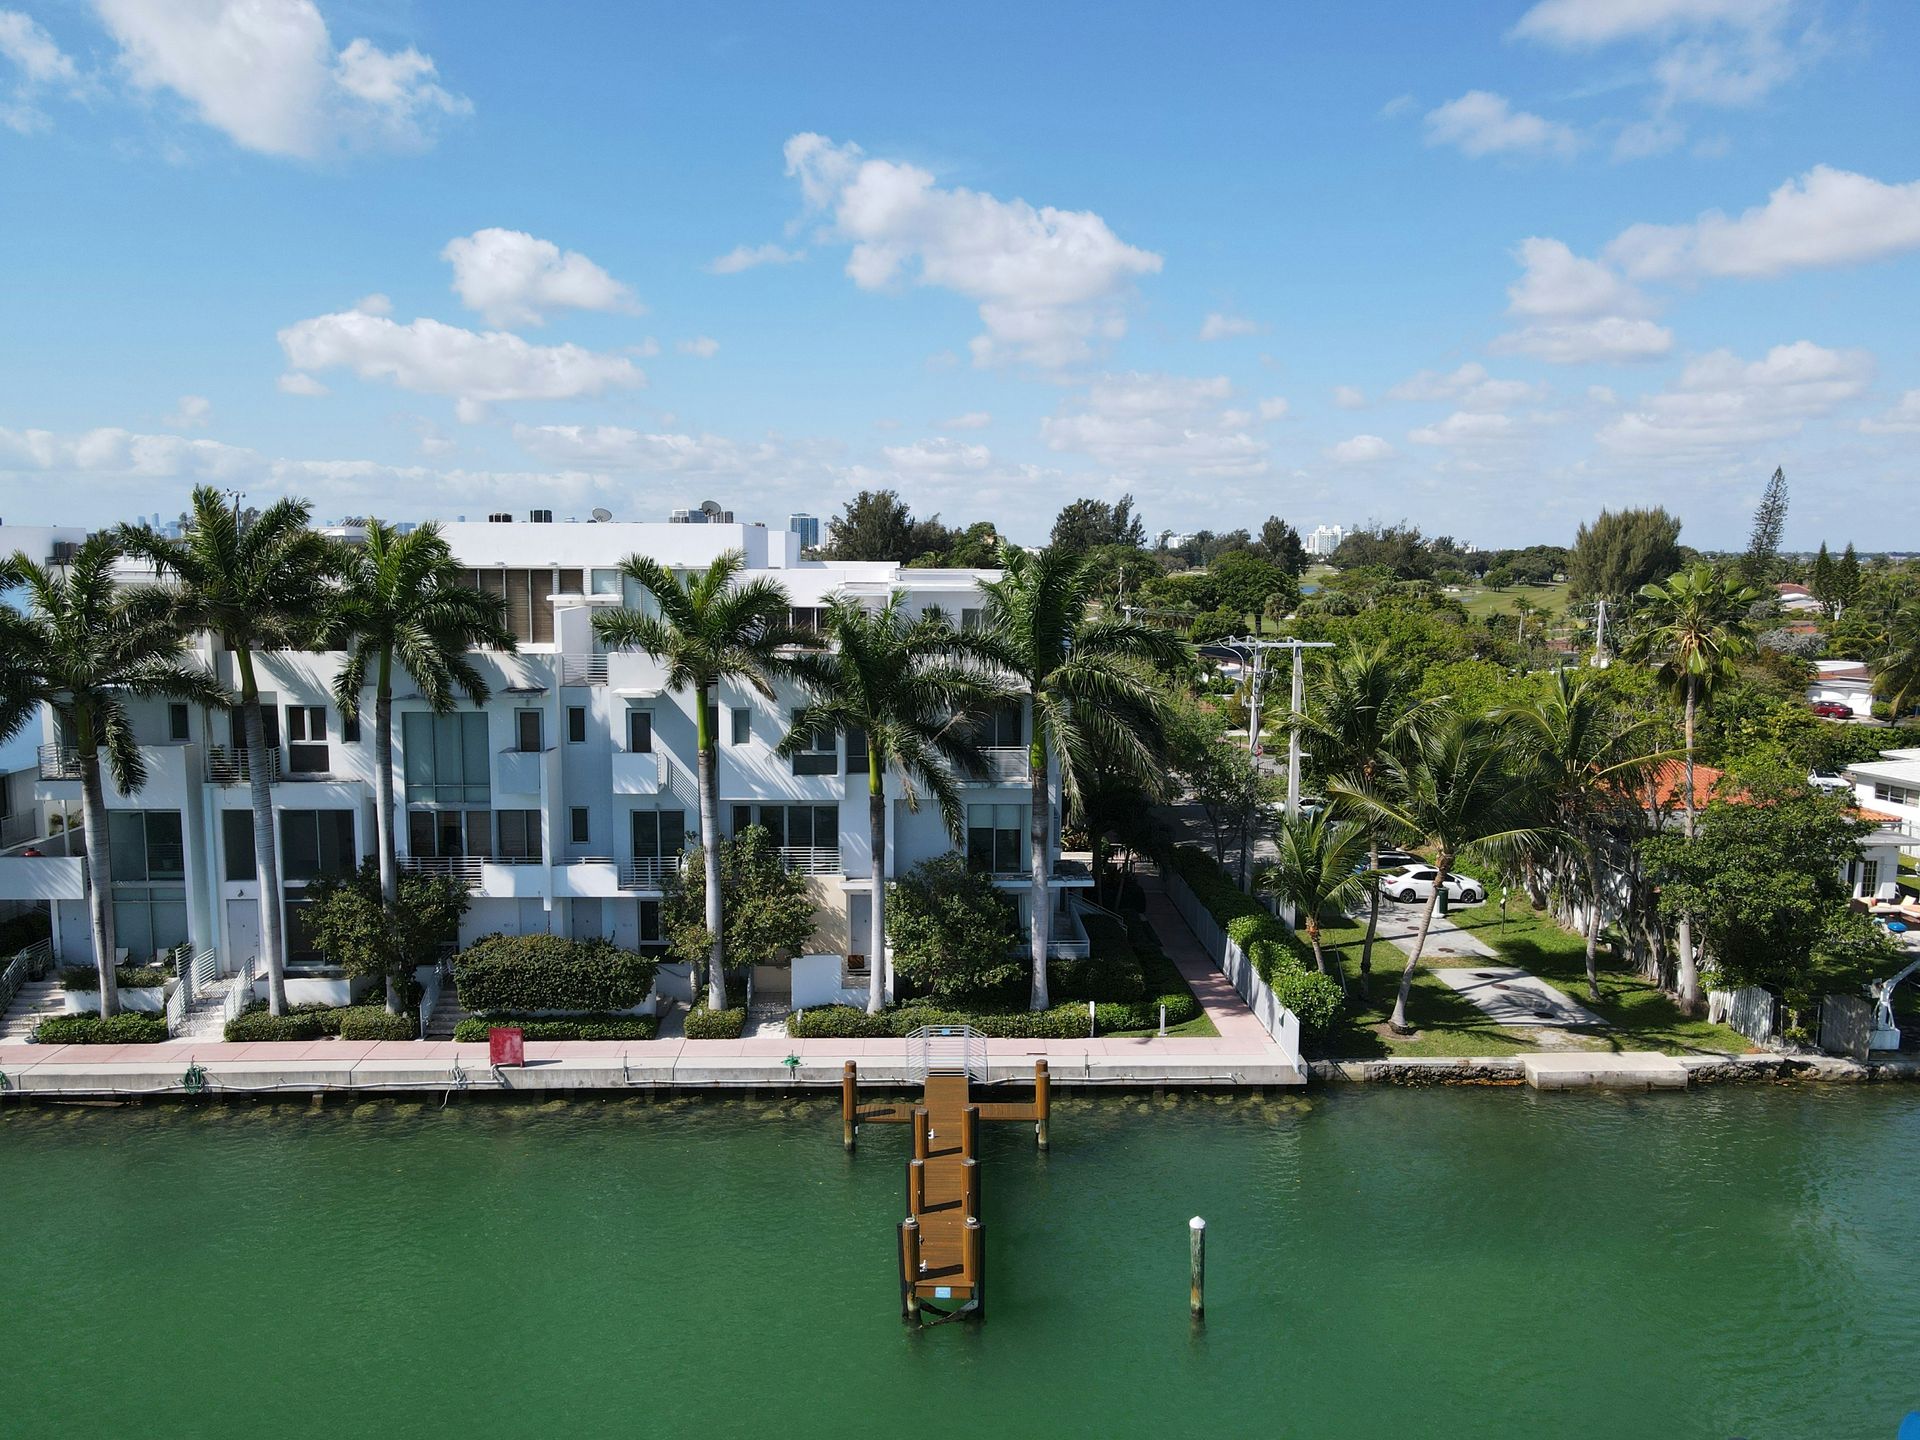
[3,1087,1917,1439]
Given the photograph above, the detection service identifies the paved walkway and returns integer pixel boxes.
[1367,898,1500,962]
[1140,882,1274,1044]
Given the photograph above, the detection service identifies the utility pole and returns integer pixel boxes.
[1228,636,1333,891]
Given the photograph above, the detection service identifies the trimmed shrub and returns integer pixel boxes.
[451,1013,661,1043]
[33,1012,169,1045]
[335,1007,416,1041]
[1051,914,1147,1001]
[1268,967,1344,1033]
[887,854,1024,1001]
[1171,845,1342,1035]
[453,934,657,1015]
[786,989,1201,1040]
[224,1007,328,1042]
[684,999,746,1039]
[59,965,170,990]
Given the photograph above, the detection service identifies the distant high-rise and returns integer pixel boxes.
[669,499,734,525]
[787,512,820,550]
[1305,524,1346,557]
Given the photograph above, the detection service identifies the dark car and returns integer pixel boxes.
[1810,699,1853,720]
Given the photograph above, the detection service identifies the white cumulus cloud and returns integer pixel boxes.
[1041,372,1267,477]
[1493,237,1672,364]
[1424,91,1579,160]
[1198,312,1260,341]
[707,243,805,275]
[441,228,641,328]
[1860,389,1920,436]
[782,131,1163,368]
[677,336,720,359]
[1599,340,1874,458]
[1327,434,1393,464]
[164,394,212,429]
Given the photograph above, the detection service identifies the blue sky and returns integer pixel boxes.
[1,0,1916,549]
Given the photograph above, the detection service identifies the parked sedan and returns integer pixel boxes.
[1382,864,1486,905]
[1809,700,1854,720]
[1356,848,1421,873]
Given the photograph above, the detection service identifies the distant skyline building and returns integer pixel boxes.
[1305,524,1346,557]
[669,500,735,525]
[787,512,820,550]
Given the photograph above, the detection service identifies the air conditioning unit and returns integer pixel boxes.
[487,512,512,523]
[529,509,554,524]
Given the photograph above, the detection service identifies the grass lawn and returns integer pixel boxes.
[1301,899,1752,1060]
[1456,580,1571,621]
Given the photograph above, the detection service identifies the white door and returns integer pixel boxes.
[224,899,259,974]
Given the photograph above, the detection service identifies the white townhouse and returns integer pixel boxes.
[0,514,1093,1008]
[1847,746,1920,871]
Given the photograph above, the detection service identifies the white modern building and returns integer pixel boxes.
[1304,524,1345,557]
[1848,748,1920,856]
[0,515,1090,1011]
[1808,659,1875,719]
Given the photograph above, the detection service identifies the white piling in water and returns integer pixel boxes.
[1189,1216,1206,1319]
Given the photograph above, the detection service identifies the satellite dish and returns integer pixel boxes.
[699,498,723,516]
[591,507,612,523]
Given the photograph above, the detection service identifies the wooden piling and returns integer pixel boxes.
[963,1217,984,1319]
[962,1156,980,1219]
[960,1102,979,1159]
[1189,1216,1206,1320]
[1034,1060,1050,1150]
[912,1105,930,1162]
[900,1218,922,1320]
[909,1157,927,1213]
[842,1062,857,1150]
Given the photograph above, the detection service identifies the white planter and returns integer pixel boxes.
[283,974,354,1007]
[64,984,168,1014]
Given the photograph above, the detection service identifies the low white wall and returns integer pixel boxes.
[791,952,888,1009]
[64,984,168,1014]
[1165,870,1303,1064]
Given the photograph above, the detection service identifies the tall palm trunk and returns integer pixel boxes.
[695,685,726,1010]
[1389,850,1451,1034]
[74,708,121,1018]
[1582,842,1604,1002]
[1674,682,1701,1014]
[867,754,887,1016]
[1359,833,1382,997]
[1028,720,1051,1012]
[236,648,288,1015]
[373,651,400,1013]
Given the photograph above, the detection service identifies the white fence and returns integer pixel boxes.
[1707,985,1780,1046]
[1165,870,1303,1065]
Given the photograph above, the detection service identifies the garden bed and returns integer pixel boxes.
[225,1001,415,1042]
[451,1013,660,1043]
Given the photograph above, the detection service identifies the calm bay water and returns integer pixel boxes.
[2,1086,1916,1439]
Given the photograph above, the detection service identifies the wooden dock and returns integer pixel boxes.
[839,1027,1049,1323]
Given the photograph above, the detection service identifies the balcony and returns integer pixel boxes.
[973,747,1031,785]
[496,747,545,795]
[611,751,662,795]
[779,846,841,875]
[621,855,683,891]
[399,855,482,889]
[206,746,280,786]
[37,744,81,782]
[561,654,608,686]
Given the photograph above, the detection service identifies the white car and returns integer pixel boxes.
[1383,865,1486,905]
[1807,771,1852,795]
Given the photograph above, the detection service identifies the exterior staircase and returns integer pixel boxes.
[0,978,64,1043]
[425,981,470,1040]
[176,973,243,1041]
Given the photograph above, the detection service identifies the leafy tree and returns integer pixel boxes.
[1567,507,1683,602]
[1808,542,1836,616]
[1332,708,1547,1033]
[1627,563,1760,1012]
[594,551,815,1008]
[1208,549,1298,622]
[1833,542,1862,613]
[1875,599,1920,716]
[301,860,470,1011]
[1257,517,1309,577]
[781,594,1003,1013]
[122,487,340,1016]
[976,544,1187,1008]
[1051,494,1147,553]
[1189,608,1241,643]
[1503,671,1667,1000]
[663,826,817,974]
[825,489,942,563]
[1740,466,1789,587]
[0,539,225,1014]
[886,854,1023,1002]
[1167,697,1266,869]
[1329,523,1433,580]
[1258,813,1372,978]
[327,521,512,1009]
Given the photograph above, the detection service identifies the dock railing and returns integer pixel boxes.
[907,1024,987,1084]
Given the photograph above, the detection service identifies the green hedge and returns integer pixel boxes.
[684,999,746,1039]
[33,1012,169,1044]
[59,965,170,991]
[1050,914,1147,1001]
[787,988,1201,1040]
[1170,845,1343,1035]
[453,934,657,1015]
[224,1001,416,1042]
[452,1013,661,1043]
[335,1007,416,1041]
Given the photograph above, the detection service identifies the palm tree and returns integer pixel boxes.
[1628,563,1757,1012]
[593,551,814,1010]
[120,487,341,1015]
[1294,643,1437,993]
[1503,670,1668,1001]
[1874,599,1920,718]
[977,545,1188,1009]
[328,522,513,1011]
[0,539,224,1013]
[1258,811,1372,980]
[780,594,1007,1013]
[1332,707,1548,1034]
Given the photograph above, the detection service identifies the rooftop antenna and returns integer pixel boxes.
[591,507,612,523]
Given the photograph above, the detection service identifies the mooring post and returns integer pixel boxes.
[900,1218,921,1321]
[960,1102,979,1159]
[912,1105,930,1162]
[1034,1060,1050,1151]
[909,1157,927,1214]
[1189,1216,1206,1320]
[842,1061,858,1150]
[963,1216,984,1320]
[962,1155,980,1219]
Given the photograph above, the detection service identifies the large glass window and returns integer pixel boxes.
[107,811,185,882]
[112,887,189,962]
[281,810,356,882]
[789,712,837,775]
[631,809,687,860]
[845,726,868,775]
[403,711,492,805]
[515,710,543,753]
[976,701,1024,748]
[966,803,1027,874]
[497,809,543,862]
[408,808,493,859]
[730,803,837,850]
[222,810,255,881]
[286,705,328,772]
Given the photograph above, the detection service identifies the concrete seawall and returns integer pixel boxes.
[1309,1051,1920,1091]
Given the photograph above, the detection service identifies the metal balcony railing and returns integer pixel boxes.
[974,747,1031,784]
[399,855,482,888]
[205,746,280,786]
[779,846,841,875]
[621,856,681,889]
[0,812,39,848]
[37,744,82,782]
[561,654,609,686]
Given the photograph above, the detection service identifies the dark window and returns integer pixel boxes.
[789,711,836,775]
[966,803,1026,874]
[631,809,685,859]
[403,712,492,804]
[107,812,185,883]
[409,808,492,859]
[223,810,256,881]
[516,709,543,753]
[168,703,190,742]
[974,701,1024,748]
[627,709,653,753]
[845,726,868,775]
[731,707,751,745]
[638,899,664,947]
[342,712,361,743]
[567,706,587,743]
[286,705,328,773]
[731,803,837,851]
[232,704,280,749]
[961,607,983,633]
[281,810,355,882]
[570,807,590,845]
[497,809,542,862]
